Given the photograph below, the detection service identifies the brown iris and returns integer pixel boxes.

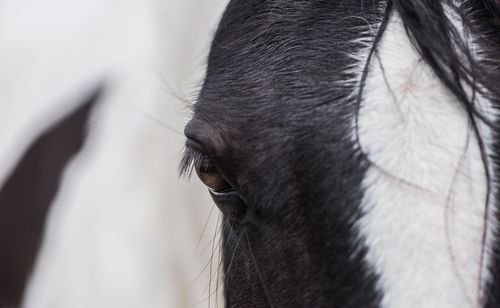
[195,162,231,192]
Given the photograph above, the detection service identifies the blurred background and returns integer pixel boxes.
[0,0,229,307]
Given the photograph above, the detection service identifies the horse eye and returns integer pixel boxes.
[195,162,231,192]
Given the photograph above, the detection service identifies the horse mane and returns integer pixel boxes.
[390,0,500,119]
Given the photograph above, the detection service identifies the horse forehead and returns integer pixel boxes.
[196,0,381,157]
[206,0,378,68]
[200,5,375,130]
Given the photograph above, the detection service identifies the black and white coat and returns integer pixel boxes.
[183,0,500,307]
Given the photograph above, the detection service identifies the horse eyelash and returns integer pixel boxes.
[178,146,215,179]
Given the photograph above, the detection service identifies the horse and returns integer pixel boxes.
[180,0,500,307]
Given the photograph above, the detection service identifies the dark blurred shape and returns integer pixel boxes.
[0,87,102,307]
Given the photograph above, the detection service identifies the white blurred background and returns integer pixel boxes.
[0,0,229,307]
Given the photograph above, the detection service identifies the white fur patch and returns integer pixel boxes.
[357,13,494,308]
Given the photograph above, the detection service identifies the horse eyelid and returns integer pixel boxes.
[209,188,247,203]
